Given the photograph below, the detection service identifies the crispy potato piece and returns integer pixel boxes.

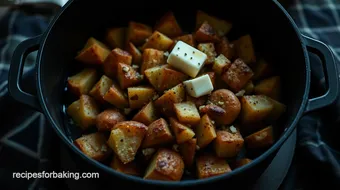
[68,68,98,97]
[89,75,113,104]
[235,35,256,64]
[107,121,148,164]
[213,54,231,75]
[174,101,201,125]
[132,101,158,125]
[103,48,132,77]
[232,158,252,169]
[196,10,232,36]
[196,114,217,148]
[196,154,232,179]
[169,117,195,144]
[141,48,166,74]
[128,86,156,109]
[222,58,254,92]
[142,118,173,148]
[245,126,274,149]
[67,95,100,130]
[197,43,217,65]
[240,95,274,124]
[144,65,168,90]
[252,58,274,81]
[154,83,185,117]
[172,34,196,49]
[103,81,129,109]
[106,27,126,49]
[96,109,126,132]
[158,67,189,92]
[216,37,235,60]
[111,155,140,176]
[154,11,182,38]
[264,97,286,122]
[144,148,184,181]
[179,138,196,167]
[74,132,111,161]
[244,81,254,95]
[126,42,142,65]
[214,127,244,158]
[186,95,207,108]
[127,21,153,45]
[75,37,111,64]
[254,76,281,100]
[195,21,220,43]
[142,31,174,51]
[117,63,143,89]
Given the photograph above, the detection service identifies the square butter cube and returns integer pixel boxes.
[183,74,213,98]
[167,41,207,78]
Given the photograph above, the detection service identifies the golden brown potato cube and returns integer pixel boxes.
[96,109,126,132]
[127,21,153,45]
[154,83,185,117]
[67,95,100,130]
[126,42,142,65]
[195,21,220,43]
[252,58,274,81]
[144,65,168,90]
[103,81,129,109]
[158,67,189,91]
[75,37,111,65]
[172,34,196,48]
[74,132,111,161]
[216,37,235,60]
[196,154,232,179]
[244,81,254,95]
[264,97,286,122]
[144,148,184,181]
[213,54,231,75]
[111,155,140,176]
[254,76,281,100]
[196,10,232,36]
[196,114,217,148]
[235,35,256,64]
[89,75,113,104]
[245,126,274,149]
[128,86,156,109]
[67,68,98,97]
[106,27,126,49]
[103,48,132,77]
[174,101,201,125]
[232,158,252,169]
[197,43,217,65]
[141,48,166,74]
[107,121,148,164]
[214,127,244,158]
[132,101,158,125]
[142,31,174,51]
[179,138,196,167]
[142,118,173,148]
[117,63,143,89]
[154,11,182,38]
[222,58,254,92]
[240,95,274,124]
[169,117,195,144]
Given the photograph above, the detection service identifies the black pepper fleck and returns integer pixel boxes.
[120,139,124,142]
[193,51,195,54]
[190,57,193,60]
[177,47,180,50]
[184,53,187,56]
[191,88,193,90]
[198,63,201,65]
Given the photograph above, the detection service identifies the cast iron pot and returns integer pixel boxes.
[7,0,339,188]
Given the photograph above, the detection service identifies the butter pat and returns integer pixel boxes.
[183,74,214,98]
[167,41,207,78]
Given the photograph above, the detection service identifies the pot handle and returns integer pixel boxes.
[303,34,339,113]
[8,35,42,112]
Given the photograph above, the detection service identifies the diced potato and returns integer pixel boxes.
[126,42,142,65]
[106,27,126,49]
[196,10,232,36]
[74,132,111,161]
[264,97,286,122]
[132,101,158,125]
[196,154,232,179]
[214,127,244,158]
[157,67,189,91]
[186,95,207,108]
[254,76,281,100]
[67,95,100,130]
[222,58,254,92]
[142,118,174,148]
[169,117,195,144]
[141,48,166,74]
[144,148,184,181]
[174,101,201,125]
[216,37,235,60]
[172,34,196,49]
[240,95,274,124]
[103,81,129,109]
[144,65,168,90]
[213,54,231,75]
[127,21,153,45]
[142,31,174,51]
[245,126,274,149]
[128,86,156,109]
[197,43,217,65]
[235,35,256,64]
[96,109,126,132]
[89,75,113,104]
[154,83,185,117]
[117,63,143,89]
[67,68,98,97]
[232,158,252,169]
[252,58,274,80]
[244,81,254,95]
[195,21,220,43]
[75,37,111,64]
[196,114,217,148]
[107,121,148,164]
[110,155,140,176]
[103,48,132,77]
[179,138,196,167]
[154,11,182,37]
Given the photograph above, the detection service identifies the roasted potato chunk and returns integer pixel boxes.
[67,68,98,97]
[213,54,231,75]
[254,76,281,100]
[126,42,142,65]
[128,86,156,109]
[106,27,126,49]
[186,95,207,108]
[96,109,126,132]
[197,43,217,65]
[174,101,201,125]
[252,58,274,81]
[75,37,111,64]
[222,58,254,92]
[179,138,197,167]
[67,95,100,130]
[103,81,129,109]
[240,95,274,124]
[158,67,189,92]
[195,21,220,43]
[142,31,174,51]
[196,114,217,148]
[117,63,143,89]
[89,75,113,104]
[232,158,252,169]
[142,118,173,148]
[154,11,182,38]
[245,126,274,149]
[172,34,196,48]
[107,121,148,164]
[196,10,232,36]
[141,48,166,74]
[144,65,167,90]
[154,83,185,116]
[214,127,244,158]
[103,48,132,77]
[144,148,184,181]
[216,37,235,60]
[111,155,140,176]
[132,101,158,125]
[127,21,153,45]
[196,154,232,179]
[235,35,256,64]
[169,117,195,144]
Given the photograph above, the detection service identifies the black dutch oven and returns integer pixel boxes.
[7,0,339,189]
